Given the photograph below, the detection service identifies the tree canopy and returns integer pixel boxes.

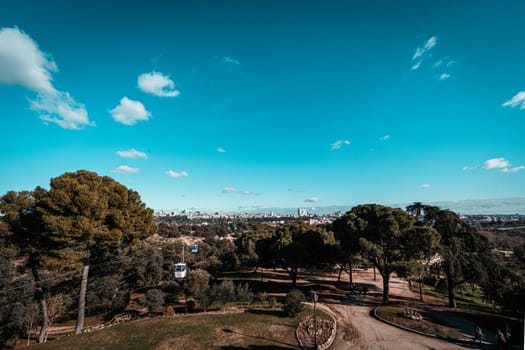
[406,203,490,308]
[0,170,157,340]
[336,204,439,304]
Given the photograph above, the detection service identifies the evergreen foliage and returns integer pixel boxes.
[282,289,305,317]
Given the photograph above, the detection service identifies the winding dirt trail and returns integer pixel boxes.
[316,270,469,350]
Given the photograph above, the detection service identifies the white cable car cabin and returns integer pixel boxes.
[174,262,187,279]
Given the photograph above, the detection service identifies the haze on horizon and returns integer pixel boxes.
[1,0,524,212]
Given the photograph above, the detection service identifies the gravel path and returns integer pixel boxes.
[319,270,470,350]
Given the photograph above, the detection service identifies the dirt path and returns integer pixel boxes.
[317,270,470,350]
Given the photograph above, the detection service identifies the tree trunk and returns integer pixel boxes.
[348,260,353,287]
[337,264,343,283]
[37,291,48,343]
[419,276,424,302]
[382,273,390,304]
[27,317,33,346]
[30,259,48,344]
[446,269,456,309]
[75,264,90,334]
[373,267,376,281]
[291,266,298,288]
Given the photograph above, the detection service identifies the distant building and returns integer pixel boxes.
[298,208,307,216]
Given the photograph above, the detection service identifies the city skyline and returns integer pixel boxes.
[1,1,524,212]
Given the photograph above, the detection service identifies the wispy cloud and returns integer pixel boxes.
[411,36,437,70]
[379,135,390,141]
[483,157,510,169]
[0,27,92,129]
[331,139,350,150]
[217,147,227,153]
[165,170,188,179]
[222,186,236,193]
[411,60,422,70]
[116,148,148,159]
[110,97,151,126]
[216,55,240,66]
[242,191,253,195]
[304,197,320,203]
[439,73,451,80]
[501,166,525,173]
[420,183,431,189]
[435,57,454,68]
[502,91,525,110]
[138,71,180,97]
[112,165,139,174]
[288,188,307,193]
[462,165,478,171]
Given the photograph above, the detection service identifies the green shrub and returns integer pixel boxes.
[143,289,165,314]
[283,289,305,317]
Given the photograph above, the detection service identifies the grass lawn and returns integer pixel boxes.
[29,308,320,350]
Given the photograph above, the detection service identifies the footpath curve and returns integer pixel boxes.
[314,270,470,350]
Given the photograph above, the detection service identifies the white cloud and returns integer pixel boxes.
[411,60,422,70]
[439,73,451,80]
[138,71,180,97]
[411,36,437,70]
[501,166,525,173]
[222,187,236,193]
[116,148,148,159]
[464,158,524,173]
[217,56,240,66]
[502,91,525,110]
[413,36,437,60]
[165,170,188,178]
[217,147,227,153]
[32,92,90,129]
[379,135,390,141]
[0,27,92,129]
[483,157,510,169]
[242,191,253,195]
[305,197,320,203]
[420,183,431,189]
[110,97,151,126]
[112,165,139,174]
[331,139,350,150]
[0,27,56,93]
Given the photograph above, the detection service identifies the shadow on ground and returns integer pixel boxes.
[221,328,298,349]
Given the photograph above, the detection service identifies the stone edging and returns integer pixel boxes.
[296,303,337,350]
[371,306,474,347]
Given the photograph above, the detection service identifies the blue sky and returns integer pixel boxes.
[1,0,524,212]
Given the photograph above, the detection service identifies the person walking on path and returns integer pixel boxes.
[496,329,506,350]
[473,325,483,347]
[504,324,511,349]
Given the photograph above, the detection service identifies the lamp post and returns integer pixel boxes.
[313,292,318,350]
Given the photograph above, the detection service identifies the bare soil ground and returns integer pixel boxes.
[304,269,471,350]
